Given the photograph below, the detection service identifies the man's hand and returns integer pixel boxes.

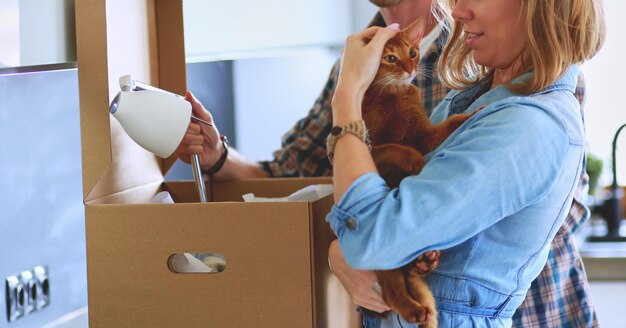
[174,91,224,170]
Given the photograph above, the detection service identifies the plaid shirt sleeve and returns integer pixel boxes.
[512,72,600,328]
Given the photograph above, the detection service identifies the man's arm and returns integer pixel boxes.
[176,62,341,180]
[216,147,268,180]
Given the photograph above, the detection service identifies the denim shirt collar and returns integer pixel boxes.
[448,78,493,117]
[447,65,580,117]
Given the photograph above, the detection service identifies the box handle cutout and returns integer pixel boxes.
[167,253,226,273]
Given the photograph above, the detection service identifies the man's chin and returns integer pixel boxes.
[369,0,402,8]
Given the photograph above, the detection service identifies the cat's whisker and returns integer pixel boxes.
[417,72,433,79]
[372,74,402,89]
[416,67,434,79]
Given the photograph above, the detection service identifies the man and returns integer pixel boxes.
[175,0,598,326]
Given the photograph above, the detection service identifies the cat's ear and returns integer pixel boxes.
[402,16,427,46]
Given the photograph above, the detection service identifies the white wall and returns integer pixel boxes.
[350,0,379,31]
[183,0,351,62]
[582,0,626,186]
[19,0,76,66]
[0,0,20,67]
[0,69,86,328]
[233,49,339,162]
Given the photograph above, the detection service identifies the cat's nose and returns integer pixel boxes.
[402,64,413,75]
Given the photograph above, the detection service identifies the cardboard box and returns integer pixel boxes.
[75,1,359,327]
[86,178,361,327]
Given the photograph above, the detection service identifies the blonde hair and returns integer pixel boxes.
[434,0,606,94]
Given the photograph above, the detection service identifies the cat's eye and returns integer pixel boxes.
[385,55,397,63]
[409,49,417,58]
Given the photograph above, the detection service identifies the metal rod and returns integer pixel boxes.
[191,154,207,203]
[191,115,213,127]
[190,116,212,202]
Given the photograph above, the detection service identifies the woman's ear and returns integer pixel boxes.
[402,16,427,46]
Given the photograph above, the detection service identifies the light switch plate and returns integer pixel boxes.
[5,275,25,322]
[20,270,37,314]
[33,265,50,309]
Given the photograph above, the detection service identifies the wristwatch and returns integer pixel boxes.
[326,120,370,164]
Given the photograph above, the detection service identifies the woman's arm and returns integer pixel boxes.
[331,24,400,201]
[327,102,571,270]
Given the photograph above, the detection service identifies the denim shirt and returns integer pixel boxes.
[326,65,584,327]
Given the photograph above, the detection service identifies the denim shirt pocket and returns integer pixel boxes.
[358,307,381,328]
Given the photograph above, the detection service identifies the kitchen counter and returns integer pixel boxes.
[577,218,626,281]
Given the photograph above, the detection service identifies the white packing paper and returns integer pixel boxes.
[242,184,333,202]
[147,191,216,273]
[169,253,214,273]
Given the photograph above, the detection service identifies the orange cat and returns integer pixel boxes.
[361,18,476,326]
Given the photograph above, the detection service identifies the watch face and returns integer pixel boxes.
[330,126,342,136]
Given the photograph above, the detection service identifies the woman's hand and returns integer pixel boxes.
[328,239,391,313]
[174,91,224,170]
[332,24,400,122]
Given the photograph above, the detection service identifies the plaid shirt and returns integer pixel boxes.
[259,13,598,327]
[512,74,600,328]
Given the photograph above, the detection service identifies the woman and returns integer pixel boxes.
[326,0,605,327]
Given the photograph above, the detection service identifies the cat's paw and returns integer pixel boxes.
[418,310,438,328]
[398,303,435,325]
[414,250,440,275]
[407,151,426,175]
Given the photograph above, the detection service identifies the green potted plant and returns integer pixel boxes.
[586,153,604,197]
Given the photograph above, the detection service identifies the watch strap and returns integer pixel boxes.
[326,120,370,164]
[203,135,229,176]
